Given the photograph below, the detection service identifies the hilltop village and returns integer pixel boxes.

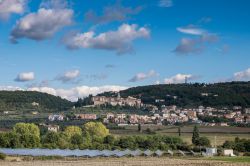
[45,93,250,131]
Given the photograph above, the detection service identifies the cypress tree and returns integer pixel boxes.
[192,125,200,144]
[178,127,181,137]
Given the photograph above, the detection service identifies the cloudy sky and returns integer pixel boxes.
[0,0,250,101]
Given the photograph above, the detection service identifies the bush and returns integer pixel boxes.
[0,153,6,160]
[243,152,250,156]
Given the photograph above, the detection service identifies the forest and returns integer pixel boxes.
[0,91,73,112]
[99,81,250,108]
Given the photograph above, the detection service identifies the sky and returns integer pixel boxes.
[0,0,250,101]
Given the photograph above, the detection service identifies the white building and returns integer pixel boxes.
[48,125,60,132]
[48,114,64,121]
[223,149,235,156]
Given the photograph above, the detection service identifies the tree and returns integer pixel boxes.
[196,137,211,147]
[71,134,83,146]
[138,123,142,132]
[64,126,82,139]
[178,127,181,137]
[83,122,109,138]
[13,123,40,148]
[104,135,116,146]
[42,132,60,145]
[192,125,199,145]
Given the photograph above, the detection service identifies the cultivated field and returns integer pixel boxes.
[1,157,250,166]
[111,125,250,145]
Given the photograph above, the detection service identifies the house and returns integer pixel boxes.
[244,108,250,114]
[106,113,115,119]
[246,116,250,123]
[117,114,126,119]
[48,114,64,121]
[32,111,38,115]
[76,114,97,120]
[223,149,235,156]
[219,123,228,126]
[234,117,243,123]
[48,125,60,132]
[187,110,197,119]
[91,93,142,108]
[31,102,39,106]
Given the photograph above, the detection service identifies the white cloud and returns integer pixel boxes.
[155,80,160,85]
[0,85,23,91]
[164,74,197,84]
[175,23,219,55]
[177,26,206,36]
[129,70,158,82]
[27,85,128,101]
[63,24,150,54]
[233,68,250,81]
[158,0,173,7]
[85,1,142,25]
[0,0,25,20]
[56,70,80,83]
[10,7,73,42]
[0,84,128,101]
[15,72,35,82]
[174,33,218,55]
[174,38,203,55]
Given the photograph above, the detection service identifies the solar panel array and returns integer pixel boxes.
[0,148,167,157]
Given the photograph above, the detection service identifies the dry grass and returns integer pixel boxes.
[1,157,250,166]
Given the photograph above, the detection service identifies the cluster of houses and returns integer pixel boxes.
[47,105,250,127]
[91,93,142,108]
[195,106,250,124]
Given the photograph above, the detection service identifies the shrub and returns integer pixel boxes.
[0,153,6,160]
[243,152,250,156]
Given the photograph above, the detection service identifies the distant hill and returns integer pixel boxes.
[0,91,73,112]
[100,82,250,108]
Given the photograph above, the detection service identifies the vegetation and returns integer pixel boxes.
[222,137,250,152]
[0,122,190,150]
[100,81,250,108]
[192,125,200,145]
[0,91,73,112]
[0,153,6,160]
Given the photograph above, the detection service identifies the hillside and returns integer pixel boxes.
[0,91,73,112]
[100,81,250,108]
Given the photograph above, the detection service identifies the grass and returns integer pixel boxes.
[207,156,250,163]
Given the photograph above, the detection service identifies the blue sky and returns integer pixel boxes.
[0,0,250,101]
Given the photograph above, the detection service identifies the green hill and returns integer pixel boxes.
[0,91,73,112]
[100,81,250,108]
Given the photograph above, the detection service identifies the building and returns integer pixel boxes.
[48,125,60,132]
[187,110,197,119]
[117,114,126,119]
[234,117,243,123]
[203,148,217,156]
[31,102,39,106]
[48,114,64,121]
[106,113,115,119]
[76,114,97,120]
[244,108,250,114]
[91,93,142,108]
[223,149,235,156]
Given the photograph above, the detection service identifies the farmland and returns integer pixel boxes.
[110,125,250,145]
[1,156,250,166]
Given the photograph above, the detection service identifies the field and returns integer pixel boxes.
[110,125,250,145]
[1,157,250,166]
